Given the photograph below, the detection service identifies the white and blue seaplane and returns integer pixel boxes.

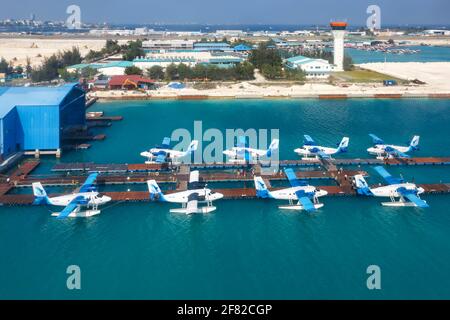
[140,137,198,164]
[223,136,279,164]
[254,168,328,211]
[294,135,349,160]
[367,134,420,159]
[147,170,223,214]
[32,172,111,218]
[353,166,428,208]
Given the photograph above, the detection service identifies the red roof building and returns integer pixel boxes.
[108,75,156,90]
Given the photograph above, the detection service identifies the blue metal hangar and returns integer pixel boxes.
[0,84,86,160]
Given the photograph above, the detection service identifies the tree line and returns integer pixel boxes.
[30,47,82,82]
[248,42,306,80]
[140,62,255,81]
[0,57,31,76]
[85,39,144,62]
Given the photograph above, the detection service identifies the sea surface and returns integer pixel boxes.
[1,98,450,299]
[347,45,450,63]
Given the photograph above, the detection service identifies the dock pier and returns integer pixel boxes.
[1,157,450,206]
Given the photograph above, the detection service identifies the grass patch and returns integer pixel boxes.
[192,82,217,90]
[332,68,406,84]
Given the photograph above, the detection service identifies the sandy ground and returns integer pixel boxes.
[0,38,108,67]
[87,62,450,98]
[358,62,450,89]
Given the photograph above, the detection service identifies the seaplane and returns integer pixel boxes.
[32,172,112,219]
[223,136,279,164]
[254,168,328,211]
[367,134,420,159]
[294,135,349,160]
[353,166,429,208]
[140,137,198,164]
[147,170,223,214]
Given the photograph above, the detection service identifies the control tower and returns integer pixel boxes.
[330,21,348,71]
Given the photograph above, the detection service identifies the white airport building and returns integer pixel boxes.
[142,40,196,51]
[285,55,333,79]
[215,30,246,37]
[134,51,243,69]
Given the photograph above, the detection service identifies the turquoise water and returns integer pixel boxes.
[347,46,450,63]
[1,99,450,299]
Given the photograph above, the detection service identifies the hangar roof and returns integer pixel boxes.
[0,83,79,118]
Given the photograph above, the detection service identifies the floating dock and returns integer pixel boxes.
[51,157,450,174]
[1,157,449,206]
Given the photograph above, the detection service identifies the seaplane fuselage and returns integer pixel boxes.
[369,183,425,198]
[269,186,328,200]
[48,192,111,207]
[367,144,410,156]
[141,148,186,159]
[223,147,266,158]
[162,189,224,203]
[294,145,339,157]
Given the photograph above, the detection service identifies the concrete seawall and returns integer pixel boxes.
[95,92,450,101]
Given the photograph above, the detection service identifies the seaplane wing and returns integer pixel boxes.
[303,135,316,146]
[78,172,99,193]
[243,149,252,162]
[369,134,384,145]
[189,170,199,183]
[374,166,404,185]
[186,193,199,214]
[316,150,331,159]
[295,190,316,212]
[237,136,252,161]
[284,168,307,187]
[160,137,171,149]
[155,152,167,163]
[384,146,410,158]
[57,195,86,219]
[237,136,247,148]
[188,170,206,190]
[402,192,429,208]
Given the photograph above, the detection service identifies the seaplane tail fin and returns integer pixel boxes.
[408,135,420,151]
[354,175,372,196]
[266,139,279,157]
[32,182,51,205]
[254,176,271,198]
[147,180,165,201]
[183,140,199,156]
[337,137,349,153]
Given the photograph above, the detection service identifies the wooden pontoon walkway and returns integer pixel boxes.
[51,157,450,173]
[1,157,450,206]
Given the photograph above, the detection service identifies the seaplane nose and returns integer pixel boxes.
[216,193,224,200]
[103,195,112,203]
